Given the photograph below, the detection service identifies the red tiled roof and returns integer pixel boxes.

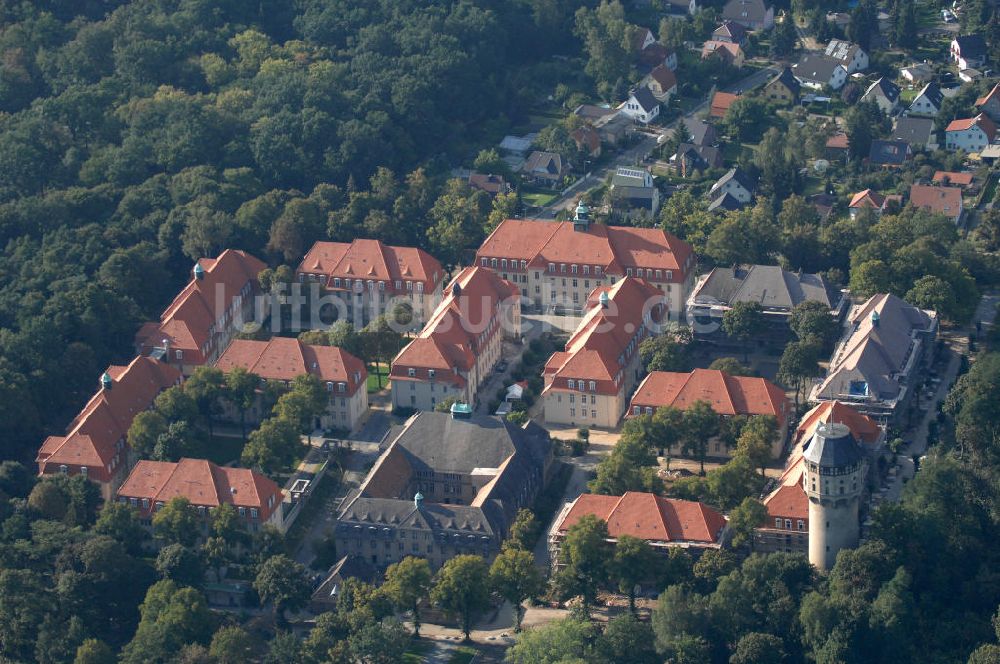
[702,40,743,63]
[649,64,677,92]
[216,337,366,395]
[909,184,963,219]
[945,113,997,141]
[36,357,182,482]
[571,126,601,154]
[391,266,517,383]
[793,400,881,448]
[639,43,674,68]
[975,81,1000,107]
[117,458,281,522]
[932,171,974,187]
[477,220,693,281]
[826,133,849,150]
[297,239,443,293]
[558,491,727,545]
[543,278,664,396]
[762,483,808,521]
[848,188,885,209]
[630,369,790,425]
[136,249,266,364]
[710,92,740,118]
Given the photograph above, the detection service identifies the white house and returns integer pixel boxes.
[908,82,944,117]
[824,39,868,74]
[860,77,901,116]
[945,114,997,153]
[792,54,848,90]
[709,167,755,204]
[900,63,934,84]
[722,0,775,30]
[621,86,660,124]
[951,35,987,70]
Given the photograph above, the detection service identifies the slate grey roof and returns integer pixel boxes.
[713,20,747,43]
[723,0,771,24]
[523,151,564,176]
[868,139,909,165]
[793,54,845,84]
[892,117,935,145]
[683,118,717,146]
[802,422,863,467]
[824,39,863,65]
[954,34,987,60]
[912,82,943,110]
[693,264,835,311]
[864,77,900,103]
[771,66,802,95]
[339,496,498,535]
[677,143,723,170]
[710,167,756,196]
[631,86,659,113]
[707,192,744,212]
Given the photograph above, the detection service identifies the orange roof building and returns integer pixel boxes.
[390,266,520,411]
[216,337,368,431]
[908,183,964,223]
[36,356,182,499]
[710,91,740,118]
[944,113,997,153]
[477,218,694,321]
[629,368,791,460]
[296,239,445,331]
[135,249,267,375]
[551,492,727,561]
[932,171,975,188]
[543,278,666,429]
[117,458,283,531]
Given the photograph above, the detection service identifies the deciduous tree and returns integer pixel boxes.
[382,556,433,636]
[431,555,491,640]
[490,546,544,632]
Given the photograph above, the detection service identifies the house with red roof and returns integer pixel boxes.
[702,40,745,68]
[216,337,368,431]
[710,91,740,119]
[295,239,445,331]
[975,81,1000,122]
[754,400,882,555]
[932,170,977,191]
[390,266,520,412]
[36,356,182,500]
[117,458,283,534]
[550,491,727,567]
[945,114,997,153]
[135,249,267,376]
[629,368,790,459]
[848,188,890,218]
[543,278,666,428]
[909,184,964,224]
[476,216,694,320]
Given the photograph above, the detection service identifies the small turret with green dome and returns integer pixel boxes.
[573,199,590,231]
[193,262,205,280]
[100,372,113,390]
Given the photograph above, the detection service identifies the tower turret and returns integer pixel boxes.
[193,263,205,280]
[100,372,113,391]
[573,199,590,232]
[803,422,864,571]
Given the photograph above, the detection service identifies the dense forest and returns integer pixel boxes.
[0,0,597,463]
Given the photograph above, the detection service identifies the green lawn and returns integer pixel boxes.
[522,190,558,207]
[403,640,434,664]
[367,362,390,392]
[205,432,245,465]
[448,646,478,664]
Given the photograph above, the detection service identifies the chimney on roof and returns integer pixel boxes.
[414,492,424,509]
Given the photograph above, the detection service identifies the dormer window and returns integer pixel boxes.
[408,368,416,377]
[59,465,67,474]
[481,258,488,267]
[548,263,555,273]
[334,277,341,288]
[338,383,346,392]
[589,381,596,391]
[491,258,497,268]
[775,518,782,528]
[428,369,436,379]
[568,379,575,389]
[633,406,640,415]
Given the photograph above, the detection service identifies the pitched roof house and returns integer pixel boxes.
[522,151,569,185]
[722,0,775,30]
[909,184,964,224]
[551,492,727,563]
[702,40,745,68]
[976,81,1000,122]
[810,293,938,423]
[639,43,678,71]
[135,249,266,373]
[792,54,848,90]
[468,172,513,197]
[621,86,661,124]
[945,114,997,153]
[848,189,888,217]
[892,116,937,149]
[713,20,748,45]
[647,64,678,101]
[36,356,182,499]
[860,77,901,115]
[908,82,944,117]
[117,458,283,531]
[932,171,975,189]
[710,91,740,118]
[674,143,724,175]
[571,125,602,158]
[708,167,756,204]
[868,139,911,167]
[543,278,666,428]
[683,117,717,146]
[951,34,987,70]
[824,39,868,73]
[763,66,801,105]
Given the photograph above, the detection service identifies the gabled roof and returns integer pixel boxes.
[37,357,181,481]
[722,0,772,24]
[692,264,835,311]
[649,65,677,93]
[216,337,366,394]
[713,20,747,42]
[710,91,740,118]
[558,492,727,545]
[468,172,510,196]
[824,39,864,64]
[630,369,790,425]
[909,184,963,219]
[976,81,1000,107]
[849,188,885,209]
[683,118,716,146]
[892,116,935,145]
[794,400,882,448]
[571,125,601,154]
[912,82,944,110]
[932,171,974,187]
[676,143,723,170]
[825,132,849,149]
[297,240,443,291]
[945,113,997,141]
[136,250,266,362]
[953,34,987,59]
[707,192,744,212]
[630,86,660,114]
[868,139,910,165]
[640,43,675,68]
[793,54,846,84]
[710,167,756,196]
[769,66,801,95]
[523,151,565,176]
[630,26,655,52]
[117,457,281,521]
[702,40,744,63]
[863,77,900,104]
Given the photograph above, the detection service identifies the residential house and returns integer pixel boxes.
[807,193,837,223]
[522,151,569,186]
[945,114,997,153]
[571,125,602,158]
[825,39,869,73]
[825,132,849,160]
[892,116,938,150]
[594,112,632,146]
[117,458,284,534]
[909,184,964,224]
[310,555,379,613]
[630,26,657,53]
[707,193,745,212]
[640,43,678,71]
[468,172,512,198]
[848,189,889,218]
[900,63,934,84]
[763,66,801,106]
[907,82,944,118]
[674,143,724,175]
[708,167,756,205]
[621,86,661,124]
[722,0,775,30]
[683,117,718,146]
[959,68,985,83]
[215,337,368,431]
[709,91,740,119]
[573,104,615,123]
[860,77,901,116]
[793,54,848,90]
[868,139,911,167]
[951,34,988,70]
[809,293,938,425]
[687,264,844,341]
[499,135,533,156]
[647,65,678,102]
[551,492,727,569]
[713,21,748,46]
[975,82,1000,122]
[476,215,695,319]
[932,171,976,191]
[296,240,445,330]
[543,278,667,428]
[610,167,661,219]
[135,250,266,375]
[702,40,745,68]
[755,401,883,555]
[629,369,791,459]
[390,266,519,412]
[826,12,851,30]
[36,357,182,501]
[336,411,553,569]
